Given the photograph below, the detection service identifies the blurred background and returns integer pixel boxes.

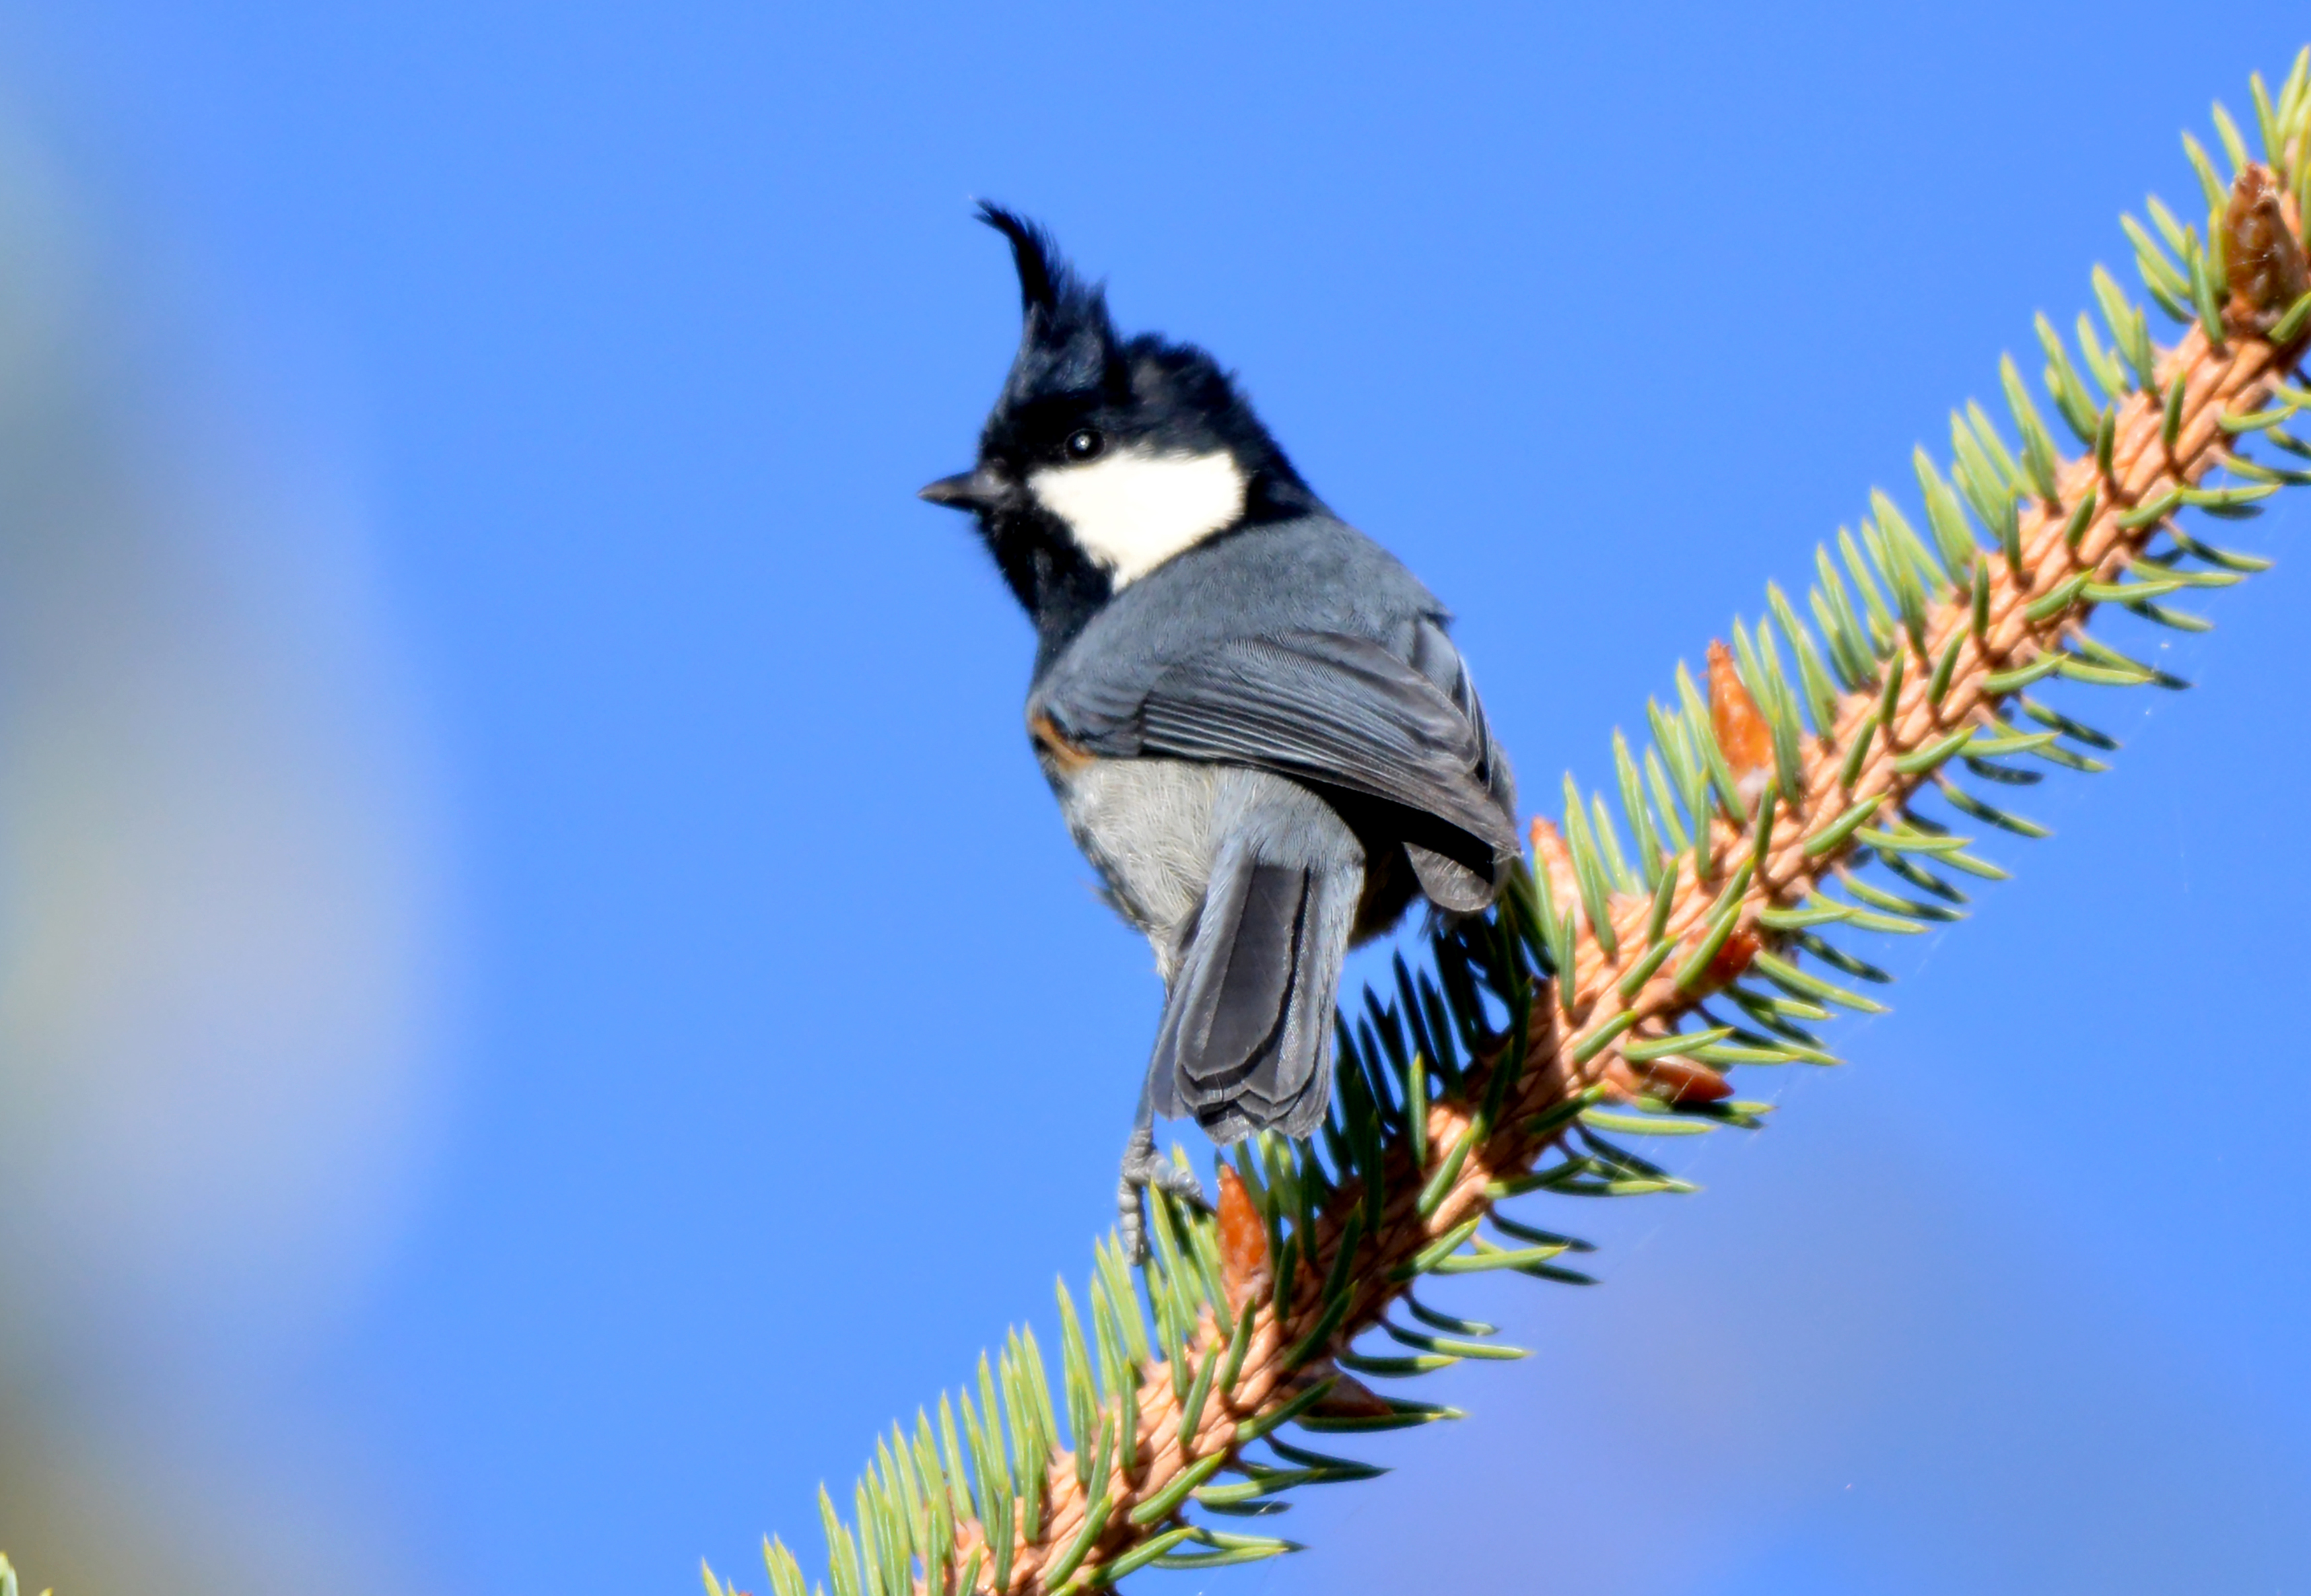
[0,3,2303,1593]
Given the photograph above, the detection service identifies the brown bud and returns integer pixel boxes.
[1216,1164,1272,1315]
[1301,1366,1395,1418]
[1528,814,1580,912]
[1708,926,1762,987]
[1634,1055,1735,1104]
[1707,640,1773,803]
[2223,163,2308,336]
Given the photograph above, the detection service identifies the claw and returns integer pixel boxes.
[1117,1125,1210,1261]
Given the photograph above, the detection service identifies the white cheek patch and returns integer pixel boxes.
[1029,446,1248,588]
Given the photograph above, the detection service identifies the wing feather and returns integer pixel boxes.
[1121,631,1518,859]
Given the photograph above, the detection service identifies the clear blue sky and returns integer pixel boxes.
[0,4,2305,1593]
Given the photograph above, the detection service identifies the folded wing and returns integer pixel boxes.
[1058,627,1518,907]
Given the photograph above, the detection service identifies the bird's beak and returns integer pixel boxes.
[918,466,1010,512]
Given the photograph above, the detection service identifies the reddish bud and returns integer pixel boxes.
[1636,1056,1735,1103]
[1529,814,1579,905]
[1708,926,1761,987]
[1216,1165,1272,1314]
[1707,640,1774,798]
[2223,164,2309,335]
[1303,1368,1395,1418]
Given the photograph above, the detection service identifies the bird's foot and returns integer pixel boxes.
[1118,1131,1210,1263]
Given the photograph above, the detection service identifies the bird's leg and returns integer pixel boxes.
[1118,1071,1208,1263]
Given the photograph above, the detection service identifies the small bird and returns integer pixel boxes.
[923,206,1519,1255]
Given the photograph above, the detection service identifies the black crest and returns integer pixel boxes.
[939,203,1325,654]
[975,201,1123,407]
[975,202,1063,317]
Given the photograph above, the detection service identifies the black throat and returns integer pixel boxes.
[981,510,1115,679]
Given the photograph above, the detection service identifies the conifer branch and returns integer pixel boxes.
[719,55,2311,1596]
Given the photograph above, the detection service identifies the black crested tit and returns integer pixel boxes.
[922,206,1519,1255]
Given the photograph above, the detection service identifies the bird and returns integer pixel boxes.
[922,205,1519,1256]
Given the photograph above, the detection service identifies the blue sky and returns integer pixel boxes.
[0,3,2305,1593]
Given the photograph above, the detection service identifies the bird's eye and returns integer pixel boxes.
[1064,428,1105,462]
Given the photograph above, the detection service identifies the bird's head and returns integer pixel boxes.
[922,205,1319,646]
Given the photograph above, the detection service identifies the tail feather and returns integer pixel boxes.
[1220,862,1340,1139]
[1149,802,1359,1144]
[1185,862,1305,1094]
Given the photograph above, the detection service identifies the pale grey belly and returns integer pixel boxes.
[1053,755,1364,976]
[1044,757,1218,975]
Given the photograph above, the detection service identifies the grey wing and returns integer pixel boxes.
[1067,627,1519,908]
[1398,617,1519,909]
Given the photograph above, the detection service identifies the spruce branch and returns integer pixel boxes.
[718,55,2311,1596]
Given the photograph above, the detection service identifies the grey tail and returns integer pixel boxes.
[1148,834,1359,1145]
